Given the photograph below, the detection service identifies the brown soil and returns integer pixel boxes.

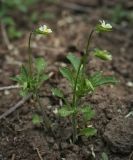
[0,0,133,160]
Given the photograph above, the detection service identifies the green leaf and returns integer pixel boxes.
[51,88,64,98]
[67,53,80,71]
[60,67,74,85]
[2,17,15,25]
[89,72,118,87]
[21,65,28,77]
[10,76,20,82]
[101,152,108,160]
[32,114,43,125]
[80,127,97,137]
[7,26,22,39]
[58,107,76,117]
[80,106,95,121]
[35,58,46,73]
[85,79,95,91]
[38,75,49,83]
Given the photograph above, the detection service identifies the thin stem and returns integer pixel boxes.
[36,94,54,136]
[71,29,94,143]
[28,32,33,77]
[71,59,82,143]
[82,29,94,69]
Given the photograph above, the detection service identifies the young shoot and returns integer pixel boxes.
[52,20,117,143]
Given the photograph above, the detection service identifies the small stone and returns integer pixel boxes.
[81,146,91,157]
[47,137,54,144]
[72,144,79,153]
[81,136,88,145]
[4,90,10,95]
[61,142,68,149]
[126,81,133,87]
[53,143,59,150]
[61,127,73,140]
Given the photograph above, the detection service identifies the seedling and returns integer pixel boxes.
[52,20,117,143]
[12,25,53,132]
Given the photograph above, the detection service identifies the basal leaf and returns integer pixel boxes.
[89,72,118,87]
[58,107,75,117]
[94,76,118,86]
[60,67,74,85]
[80,106,95,121]
[51,88,64,98]
[67,52,80,71]
[38,75,49,83]
[32,114,43,125]
[80,127,97,137]
[35,58,46,73]
[21,65,28,78]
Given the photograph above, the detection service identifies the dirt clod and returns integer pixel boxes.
[104,116,133,154]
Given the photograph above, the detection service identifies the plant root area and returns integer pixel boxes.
[0,0,133,160]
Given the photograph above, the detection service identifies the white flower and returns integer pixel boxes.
[99,20,112,29]
[36,25,52,35]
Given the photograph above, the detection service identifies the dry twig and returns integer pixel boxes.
[129,151,133,160]
[0,85,20,91]
[11,154,15,160]
[0,94,32,120]
[35,148,43,160]
[1,22,14,51]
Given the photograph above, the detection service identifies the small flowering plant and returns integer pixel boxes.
[12,25,52,96]
[12,25,53,132]
[52,20,117,142]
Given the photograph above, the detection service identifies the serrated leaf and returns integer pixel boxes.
[60,67,74,85]
[21,65,28,78]
[58,107,75,117]
[89,72,118,87]
[95,76,118,86]
[80,106,95,121]
[32,114,43,125]
[101,152,108,160]
[80,127,97,137]
[35,58,46,73]
[67,53,80,71]
[10,76,20,82]
[51,88,64,98]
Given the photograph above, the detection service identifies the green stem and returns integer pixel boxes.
[82,29,94,69]
[71,29,94,143]
[72,61,82,143]
[28,32,33,77]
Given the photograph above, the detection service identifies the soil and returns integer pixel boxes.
[0,0,133,160]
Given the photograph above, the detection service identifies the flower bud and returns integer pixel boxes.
[93,48,112,61]
[35,25,52,35]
